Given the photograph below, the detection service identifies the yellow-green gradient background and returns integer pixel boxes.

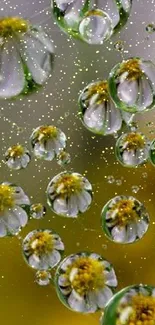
[0,0,155,324]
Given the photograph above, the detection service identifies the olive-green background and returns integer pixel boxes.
[0,0,155,324]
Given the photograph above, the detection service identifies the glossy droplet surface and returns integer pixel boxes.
[79,10,113,44]
[115,132,150,167]
[101,195,149,244]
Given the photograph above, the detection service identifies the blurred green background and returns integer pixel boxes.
[0,0,155,324]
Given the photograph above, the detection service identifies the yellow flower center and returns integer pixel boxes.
[111,199,139,227]
[119,59,143,81]
[85,9,105,17]
[119,294,155,325]
[0,17,28,37]
[29,231,54,256]
[54,174,83,197]
[31,203,43,214]
[124,133,145,150]
[88,81,109,104]
[7,145,24,158]
[0,184,15,212]
[38,126,58,141]
[66,257,105,296]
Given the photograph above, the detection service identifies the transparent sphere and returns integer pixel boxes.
[46,171,93,218]
[35,270,51,286]
[108,58,155,113]
[54,252,117,313]
[57,150,71,166]
[115,132,150,167]
[101,195,150,244]
[101,285,155,325]
[30,203,46,219]
[79,10,113,44]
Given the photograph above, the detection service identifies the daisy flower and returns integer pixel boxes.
[0,16,54,99]
[109,58,155,113]
[55,252,117,313]
[101,195,149,244]
[30,125,67,161]
[115,132,150,167]
[46,171,93,217]
[0,182,30,237]
[5,144,31,170]
[22,229,64,270]
[79,80,134,135]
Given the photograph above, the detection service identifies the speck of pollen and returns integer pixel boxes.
[87,81,109,104]
[29,231,54,256]
[0,184,15,212]
[66,257,105,296]
[110,199,139,227]
[118,58,143,81]
[0,17,28,37]
[38,126,58,141]
[8,145,24,158]
[124,133,145,151]
[55,174,83,197]
[118,294,155,325]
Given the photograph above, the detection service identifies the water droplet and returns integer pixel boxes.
[146,23,155,33]
[107,175,115,184]
[57,150,71,166]
[131,185,139,194]
[114,40,124,51]
[115,179,122,186]
[35,271,51,286]
[142,172,148,179]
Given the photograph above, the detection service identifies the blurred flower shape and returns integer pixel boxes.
[46,171,93,217]
[23,229,64,270]
[78,80,134,135]
[35,270,51,286]
[0,16,54,99]
[55,252,117,313]
[101,195,149,244]
[30,125,66,161]
[52,0,132,42]
[149,139,155,166]
[108,58,155,113]
[30,203,46,219]
[78,10,113,45]
[5,144,31,170]
[57,150,71,166]
[101,285,155,325]
[115,132,150,167]
[0,182,30,237]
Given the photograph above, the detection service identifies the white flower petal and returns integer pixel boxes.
[111,226,127,243]
[0,222,7,237]
[58,274,70,287]
[67,195,79,217]
[122,150,139,166]
[14,187,30,206]
[137,219,148,238]
[137,77,153,109]
[104,101,122,135]
[29,29,54,53]
[28,254,41,269]
[53,197,69,216]
[12,206,28,227]
[69,267,78,282]
[68,289,86,312]
[96,286,113,308]
[104,269,117,287]
[89,253,101,260]
[48,249,61,268]
[0,39,25,98]
[21,154,30,168]
[117,79,139,106]
[53,238,64,251]
[77,190,92,213]
[126,223,137,243]
[84,103,105,131]
[19,34,52,84]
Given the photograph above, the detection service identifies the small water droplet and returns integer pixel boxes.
[131,185,140,193]
[146,23,155,33]
[107,175,115,184]
[114,40,124,51]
